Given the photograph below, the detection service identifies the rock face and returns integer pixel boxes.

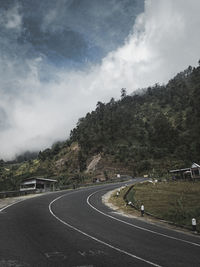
[86,154,101,173]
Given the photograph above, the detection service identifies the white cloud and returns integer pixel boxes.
[99,0,200,90]
[0,0,200,160]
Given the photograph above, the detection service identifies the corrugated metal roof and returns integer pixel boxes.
[170,163,200,173]
[192,163,200,168]
[169,168,190,173]
[22,177,57,183]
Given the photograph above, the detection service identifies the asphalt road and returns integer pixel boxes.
[0,179,200,267]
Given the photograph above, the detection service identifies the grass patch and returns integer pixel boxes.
[127,181,200,231]
[108,186,141,217]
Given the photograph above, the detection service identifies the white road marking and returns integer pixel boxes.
[44,251,67,260]
[49,193,163,267]
[87,190,200,248]
[78,251,87,257]
[78,249,107,257]
[0,259,30,267]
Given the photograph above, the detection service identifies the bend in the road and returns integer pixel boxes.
[87,189,200,248]
[49,190,162,267]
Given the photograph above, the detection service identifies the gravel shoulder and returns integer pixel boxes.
[102,188,144,219]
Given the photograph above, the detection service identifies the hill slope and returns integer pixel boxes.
[0,63,200,190]
[70,64,200,175]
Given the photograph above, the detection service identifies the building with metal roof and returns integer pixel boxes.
[20,177,57,193]
[169,163,200,180]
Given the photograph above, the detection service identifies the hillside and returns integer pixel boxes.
[70,64,200,175]
[0,63,200,191]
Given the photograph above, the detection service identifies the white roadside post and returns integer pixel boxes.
[192,218,197,232]
[141,204,144,217]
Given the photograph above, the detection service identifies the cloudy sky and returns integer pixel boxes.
[0,0,200,160]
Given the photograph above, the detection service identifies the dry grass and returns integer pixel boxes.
[127,181,200,231]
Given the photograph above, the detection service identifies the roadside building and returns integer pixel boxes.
[169,167,190,180]
[169,163,200,180]
[191,163,200,179]
[20,177,57,193]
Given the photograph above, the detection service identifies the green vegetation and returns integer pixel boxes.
[0,141,86,191]
[0,62,200,191]
[70,63,200,176]
[126,181,200,231]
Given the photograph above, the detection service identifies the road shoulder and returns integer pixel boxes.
[102,187,199,237]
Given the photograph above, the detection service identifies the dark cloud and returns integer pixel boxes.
[1,0,144,65]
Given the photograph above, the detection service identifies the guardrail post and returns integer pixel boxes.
[141,204,144,217]
[192,218,197,232]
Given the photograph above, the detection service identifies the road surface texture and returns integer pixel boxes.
[0,178,200,267]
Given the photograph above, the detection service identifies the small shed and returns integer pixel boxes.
[20,177,57,193]
[169,167,190,180]
[191,163,200,179]
[169,163,200,180]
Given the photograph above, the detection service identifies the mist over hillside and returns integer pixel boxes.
[0,63,200,191]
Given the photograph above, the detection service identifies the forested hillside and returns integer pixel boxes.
[0,64,200,190]
[70,64,200,176]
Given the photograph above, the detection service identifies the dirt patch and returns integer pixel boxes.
[71,143,79,151]
[86,154,101,173]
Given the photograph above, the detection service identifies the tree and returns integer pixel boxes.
[121,88,127,99]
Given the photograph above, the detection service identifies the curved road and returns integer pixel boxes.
[0,179,200,267]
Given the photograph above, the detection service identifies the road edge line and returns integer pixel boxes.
[49,192,163,267]
[87,189,200,248]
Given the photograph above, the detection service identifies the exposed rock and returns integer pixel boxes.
[86,154,101,173]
